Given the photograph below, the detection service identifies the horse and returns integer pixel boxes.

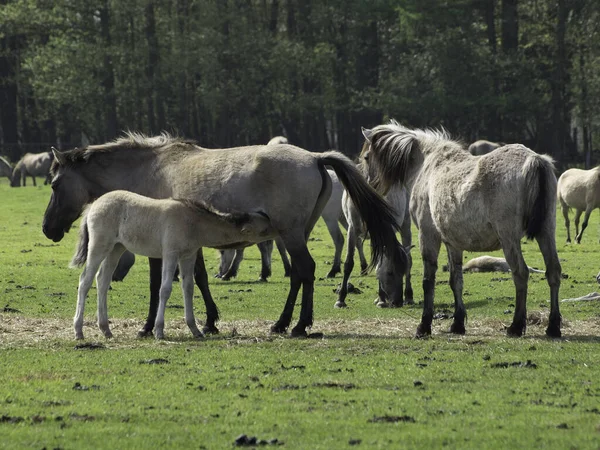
[335,174,413,309]
[442,255,545,274]
[10,151,52,187]
[218,169,349,279]
[42,132,406,338]
[112,250,136,282]
[468,140,502,156]
[267,136,288,146]
[70,190,273,340]
[0,156,13,183]
[557,166,600,243]
[361,120,562,338]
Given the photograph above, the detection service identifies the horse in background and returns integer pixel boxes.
[361,121,562,338]
[468,140,502,156]
[557,166,600,243]
[11,151,52,187]
[267,136,288,146]
[0,156,13,184]
[70,190,273,340]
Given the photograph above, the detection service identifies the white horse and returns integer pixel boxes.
[70,190,273,340]
[361,120,562,338]
[557,166,600,243]
[10,151,52,187]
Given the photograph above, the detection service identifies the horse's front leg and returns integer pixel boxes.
[95,246,125,338]
[446,245,466,334]
[193,249,220,335]
[275,237,291,277]
[138,257,162,337]
[74,253,105,340]
[502,242,530,337]
[257,240,274,281]
[221,248,244,280]
[180,256,203,339]
[416,229,441,338]
[155,258,178,340]
[335,224,357,308]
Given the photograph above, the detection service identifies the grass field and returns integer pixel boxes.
[1,179,600,449]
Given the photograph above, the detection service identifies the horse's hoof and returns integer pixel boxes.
[155,333,165,341]
[214,273,223,279]
[221,276,231,281]
[103,330,113,339]
[270,324,288,335]
[376,300,388,308]
[506,325,524,337]
[290,328,308,338]
[325,270,339,279]
[137,329,154,338]
[566,239,571,243]
[360,268,369,276]
[415,323,431,338]
[405,298,415,306]
[257,277,268,283]
[449,321,466,335]
[202,325,219,335]
[334,301,347,309]
[75,333,84,340]
[545,325,561,338]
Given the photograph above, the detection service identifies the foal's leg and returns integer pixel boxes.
[416,229,441,338]
[335,223,358,308]
[95,245,125,338]
[275,237,292,277]
[536,232,562,337]
[193,249,220,335]
[446,245,466,334]
[561,202,571,243]
[257,240,274,281]
[179,256,203,339]
[575,206,594,244]
[154,257,179,340]
[502,242,530,337]
[74,253,105,340]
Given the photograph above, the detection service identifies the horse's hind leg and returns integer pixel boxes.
[179,256,203,339]
[400,213,414,304]
[194,249,220,335]
[286,240,316,337]
[561,202,571,242]
[416,229,441,338]
[356,237,369,276]
[502,242,530,337]
[536,232,562,337]
[575,207,593,244]
[446,245,466,334]
[95,245,125,338]
[324,218,345,278]
[257,240,274,281]
[275,237,291,277]
[573,209,583,242]
[335,224,358,308]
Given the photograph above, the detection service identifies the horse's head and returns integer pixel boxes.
[10,166,20,187]
[376,244,412,307]
[42,148,94,242]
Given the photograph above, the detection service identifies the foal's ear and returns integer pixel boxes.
[361,127,373,143]
[51,147,67,166]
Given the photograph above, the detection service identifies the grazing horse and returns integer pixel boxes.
[42,133,405,338]
[11,151,52,187]
[71,190,273,340]
[0,156,13,183]
[361,121,562,338]
[468,140,502,156]
[557,166,600,243]
[335,176,413,309]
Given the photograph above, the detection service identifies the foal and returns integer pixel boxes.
[71,190,272,340]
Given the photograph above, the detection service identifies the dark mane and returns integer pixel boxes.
[175,198,252,227]
[51,132,199,174]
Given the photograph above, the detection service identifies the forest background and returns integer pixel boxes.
[1,0,599,168]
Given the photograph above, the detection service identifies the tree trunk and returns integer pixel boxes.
[145,1,158,133]
[100,1,118,140]
[501,0,518,53]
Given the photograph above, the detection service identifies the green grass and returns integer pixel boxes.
[1,181,600,449]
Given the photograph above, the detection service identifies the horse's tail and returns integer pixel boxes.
[316,151,407,272]
[70,213,90,268]
[523,154,557,240]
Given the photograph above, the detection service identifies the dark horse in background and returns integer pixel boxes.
[42,133,406,337]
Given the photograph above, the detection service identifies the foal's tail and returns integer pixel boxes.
[70,214,90,268]
[317,151,408,272]
[523,154,557,240]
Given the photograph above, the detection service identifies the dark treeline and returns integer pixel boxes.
[1,0,599,167]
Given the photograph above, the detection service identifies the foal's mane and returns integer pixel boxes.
[175,198,254,227]
[51,132,198,173]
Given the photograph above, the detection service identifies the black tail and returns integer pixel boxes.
[524,156,556,240]
[317,151,408,273]
[70,217,89,268]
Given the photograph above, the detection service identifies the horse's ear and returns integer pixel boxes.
[361,127,373,143]
[52,147,66,166]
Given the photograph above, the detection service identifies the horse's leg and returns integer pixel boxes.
[155,257,178,340]
[216,250,233,278]
[561,202,571,243]
[502,242,530,337]
[335,224,357,308]
[31,174,36,187]
[324,219,344,278]
[179,256,203,339]
[416,229,441,338]
[193,249,220,335]
[270,264,302,334]
[138,257,161,337]
[286,240,316,338]
[356,236,369,276]
[575,206,593,244]
[536,232,562,337]
[74,254,105,340]
[221,248,244,280]
[275,237,292,277]
[400,213,414,305]
[95,245,125,338]
[446,245,466,334]
[573,209,583,241]
[257,240,273,281]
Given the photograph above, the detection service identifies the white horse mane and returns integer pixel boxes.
[369,120,453,156]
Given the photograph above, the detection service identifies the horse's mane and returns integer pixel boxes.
[175,198,254,227]
[52,132,199,172]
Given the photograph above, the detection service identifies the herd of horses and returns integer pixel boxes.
[2,122,600,340]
